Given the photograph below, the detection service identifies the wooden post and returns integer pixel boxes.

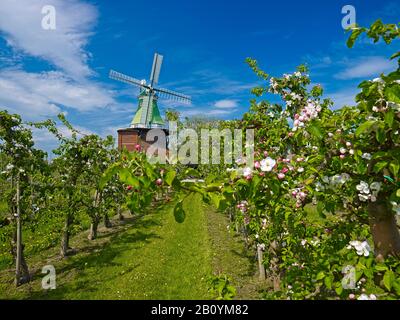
[257,245,266,281]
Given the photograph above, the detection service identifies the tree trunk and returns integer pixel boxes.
[14,174,29,286]
[60,214,71,257]
[103,214,112,228]
[117,205,124,221]
[257,245,266,281]
[269,240,281,291]
[88,219,99,240]
[368,198,400,259]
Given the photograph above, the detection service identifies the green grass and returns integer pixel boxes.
[0,193,260,300]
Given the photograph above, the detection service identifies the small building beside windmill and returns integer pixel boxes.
[117,91,167,152]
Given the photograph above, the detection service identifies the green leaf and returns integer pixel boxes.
[356,120,376,137]
[335,282,343,295]
[376,126,386,144]
[119,168,139,188]
[383,270,395,291]
[173,201,185,223]
[389,160,399,178]
[390,51,400,60]
[316,202,326,218]
[316,271,325,280]
[347,28,364,48]
[373,161,388,173]
[307,123,323,140]
[99,164,120,189]
[385,109,395,127]
[393,280,400,296]
[165,170,176,186]
[210,193,222,209]
[385,85,400,104]
[324,276,333,289]
[375,263,388,272]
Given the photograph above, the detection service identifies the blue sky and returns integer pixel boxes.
[0,0,399,152]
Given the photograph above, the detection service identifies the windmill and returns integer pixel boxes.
[110,53,191,152]
[110,53,191,129]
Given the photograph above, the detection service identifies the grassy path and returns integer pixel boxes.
[0,194,259,299]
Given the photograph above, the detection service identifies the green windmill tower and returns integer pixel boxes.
[110,53,191,129]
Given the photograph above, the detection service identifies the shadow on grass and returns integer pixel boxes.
[23,209,167,300]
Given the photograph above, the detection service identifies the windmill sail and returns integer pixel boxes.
[150,53,163,86]
[109,70,145,88]
[110,52,191,129]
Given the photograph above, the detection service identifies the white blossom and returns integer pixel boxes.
[260,157,276,172]
[243,167,253,178]
[361,153,372,160]
[347,240,371,257]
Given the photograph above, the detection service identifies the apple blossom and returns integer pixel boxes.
[281,167,289,174]
[260,157,276,172]
[243,167,253,178]
[347,240,371,257]
[361,153,372,160]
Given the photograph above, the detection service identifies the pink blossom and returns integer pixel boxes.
[135,144,141,151]
[254,161,261,169]
[155,179,163,186]
[277,173,285,180]
[296,157,304,162]
[288,132,294,137]
[263,151,268,157]
[281,167,289,174]
[340,154,346,159]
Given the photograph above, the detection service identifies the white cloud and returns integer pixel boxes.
[214,99,238,109]
[179,107,236,118]
[208,108,236,116]
[329,88,359,109]
[0,68,116,119]
[335,56,396,80]
[0,0,98,80]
